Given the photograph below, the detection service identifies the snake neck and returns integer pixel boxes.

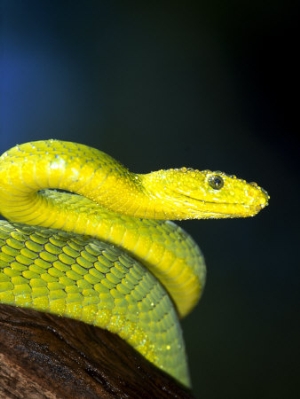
[0,140,181,221]
[0,140,141,220]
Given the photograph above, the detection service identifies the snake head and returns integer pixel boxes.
[140,168,269,220]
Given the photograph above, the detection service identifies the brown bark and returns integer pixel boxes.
[0,305,195,399]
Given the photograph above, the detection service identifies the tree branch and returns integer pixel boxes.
[0,305,195,399]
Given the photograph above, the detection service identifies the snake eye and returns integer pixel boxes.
[208,174,224,190]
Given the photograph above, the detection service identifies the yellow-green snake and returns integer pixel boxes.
[0,140,269,387]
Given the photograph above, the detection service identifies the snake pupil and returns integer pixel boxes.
[208,175,224,190]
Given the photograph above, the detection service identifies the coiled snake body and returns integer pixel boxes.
[0,140,269,387]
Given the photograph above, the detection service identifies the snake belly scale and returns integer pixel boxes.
[0,140,269,387]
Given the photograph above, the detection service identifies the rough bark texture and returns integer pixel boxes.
[0,305,195,399]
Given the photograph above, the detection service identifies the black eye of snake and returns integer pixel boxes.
[208,175,224,190]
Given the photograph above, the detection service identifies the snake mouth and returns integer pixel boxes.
[181,197,269,219]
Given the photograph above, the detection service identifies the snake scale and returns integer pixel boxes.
[0,140,269,387]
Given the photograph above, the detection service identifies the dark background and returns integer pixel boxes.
[1,1,299,398]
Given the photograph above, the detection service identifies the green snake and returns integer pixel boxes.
[0,140,269,387]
